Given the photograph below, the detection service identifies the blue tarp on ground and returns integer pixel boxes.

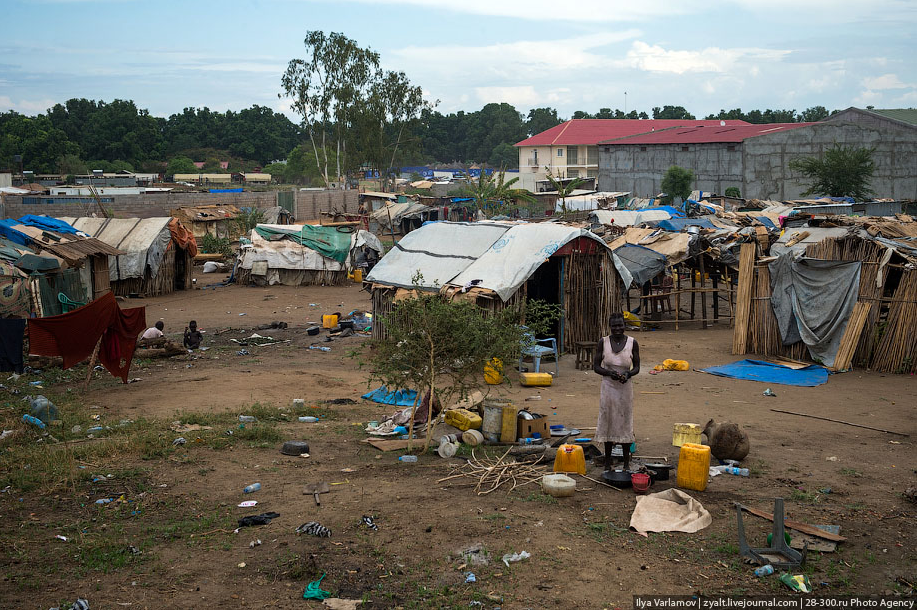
[361,386,418,406]
[647,217,717,232]
[700,359,829,387]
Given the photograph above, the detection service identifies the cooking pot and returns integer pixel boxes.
[645,463,674,482]
[601,469,633,489]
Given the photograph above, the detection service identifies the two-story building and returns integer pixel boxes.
[514,119,750,192]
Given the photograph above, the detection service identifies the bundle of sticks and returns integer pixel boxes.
[438,447,548,495]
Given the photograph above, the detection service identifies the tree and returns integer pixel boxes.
[263,162,289,183]
[661,165,694,204]
[652,106,695,120]
[0,111,81,173]
[488,143,518,169]
[788,145,876,200]
[461,169,534,216]
[166,156,197,177]
[57,153,87,176]
[281,31,380,189]
[797,106,830,123]
[724,186,741,198]
[542,170,586,214]
[526,107,562,135]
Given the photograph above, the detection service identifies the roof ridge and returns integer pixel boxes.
[552,120,574,146]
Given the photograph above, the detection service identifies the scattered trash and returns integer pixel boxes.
[456,543,490,566]
[30,395,58,423]
[22,414,46,429]
[303,573,330,600]
[762,388,776,397]
[238,562,246,568]
[249,539,262,548]
[87,426,104,433]
[652,359,690,372]
[71,425,82,434]
[281,440,310,456]
[238,512,280,527]
[826,456,839,462]
[239,415,257,423]
[465,572,477,583]
[172,437,186,446]
[243,483,262,494]
[322,599,364,610]
[236,349,250,356]
[754,564,775,577]
[293,398,305,408]
[238,312,247,316]
[299,416,318,423]
[779,573,812,593]
[127,545,141,555]
[238,500,257,508]
[361,515,378,530]
[95,498,113,505]
[501,550,531,567]
[525,395,542,401]
[0,430,15,441]
[398,455,418,463]
[55,535,68,542]
[296,521,331,537]
[309,346,331,352]
[709,465,749,477]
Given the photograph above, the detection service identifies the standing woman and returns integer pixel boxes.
[593,312,641,471]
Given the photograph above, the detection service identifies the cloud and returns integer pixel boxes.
[861,73,908,90]
[854,89,884,105]
[0,96,57,114]
[620,41,790,74]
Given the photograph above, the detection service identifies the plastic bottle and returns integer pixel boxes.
[725,466,750,477]
[298,416,318,423]
[239,415,257,423]
[243,483,261,494]
[398,455,417,463]
[517,438,535,445]
[754,564,775,577]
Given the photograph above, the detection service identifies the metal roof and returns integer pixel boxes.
[515,119,750,147]
[861,108,917,126]
[600,123,813,145]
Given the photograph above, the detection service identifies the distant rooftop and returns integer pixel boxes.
[859,108,917,126]
[600,123,813,145]
[515,119,750,147]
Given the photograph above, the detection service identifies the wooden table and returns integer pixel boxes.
[574,341,596,370]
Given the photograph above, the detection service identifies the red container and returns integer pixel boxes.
[631,472,651,494]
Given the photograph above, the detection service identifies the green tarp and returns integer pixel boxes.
[254,225,351,264]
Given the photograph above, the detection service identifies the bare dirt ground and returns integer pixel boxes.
[0,268,915,609]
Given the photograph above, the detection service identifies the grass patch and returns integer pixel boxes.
[517,491,558,505]
[790,489,821,504]
[840,468,862,478]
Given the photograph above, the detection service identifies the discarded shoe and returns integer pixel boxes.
[238,512,280,527]
[296,521,331,537]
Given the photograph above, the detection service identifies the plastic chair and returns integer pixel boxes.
[58,292,86,313]
[519,328,559,376]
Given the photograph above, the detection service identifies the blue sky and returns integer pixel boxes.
[2,0,915,121]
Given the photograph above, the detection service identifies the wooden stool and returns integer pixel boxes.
[574,341,596,370]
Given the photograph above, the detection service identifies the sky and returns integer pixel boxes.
[1,0,916,122]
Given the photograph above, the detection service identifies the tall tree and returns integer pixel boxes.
[788,145,876,200]
[0,111,81,173]
[797,106,830,122]
[526,107,562,136]
[652,106,695,120]
[542,170,586,213]
[661,165,694,204]
[281,31,380,188]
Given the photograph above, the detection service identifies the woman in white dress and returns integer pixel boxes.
[593,312,641,471]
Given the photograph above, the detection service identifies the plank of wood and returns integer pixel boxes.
[364,438,412,451]
[770,408,909,437]
[738,504,847,541]
[755,226,769,250]
[732,243,755,355]
[785,230,811,247]
[831,301,871,371]
[764,357,812,370]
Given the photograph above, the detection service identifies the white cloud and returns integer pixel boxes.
[0,96,57,114]
[854,89,883,105]
[474,86,539,107]
[620,41,790,74]
[862,73,908,90]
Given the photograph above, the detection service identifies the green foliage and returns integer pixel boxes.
[201,234,233,256]
[542,170,586,213]
[57,153,87,175]
[788,144,876,200]
[724,186,741,198]
[523,298,563,338]
[661,165,695,203]
[0,111,81,173]
[166,155,197,177]
[488,143,518,168]
[233,208,265,235]
[460,169,534,216]
[652,105,696,120]
[526,107,562,136]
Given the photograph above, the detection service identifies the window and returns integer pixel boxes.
[640,146,647,152]
[533,150,538,163]
[681,146,689,152]
[586,146,599,165]
[557,148,564,157]
[567,146,579,164]
[587,169,598,179]
[568,169,580,179]
[727,145,736,152]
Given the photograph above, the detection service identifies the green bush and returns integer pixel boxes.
[201,234,233,257]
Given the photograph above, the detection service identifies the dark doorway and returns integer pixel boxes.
[525,257,563,342]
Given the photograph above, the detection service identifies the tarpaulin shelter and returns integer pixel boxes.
[60,217,196,297]
[366,221,624,351]
[237,224,383,287]
[170,204,243,242]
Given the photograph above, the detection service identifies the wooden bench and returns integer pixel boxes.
[574,341,596,370]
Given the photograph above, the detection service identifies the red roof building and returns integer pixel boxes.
[600,123,812,145]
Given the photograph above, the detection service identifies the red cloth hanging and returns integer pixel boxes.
[28,292,146,382]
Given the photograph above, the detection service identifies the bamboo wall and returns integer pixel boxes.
[111,248,193,297]
[734,237,916,373]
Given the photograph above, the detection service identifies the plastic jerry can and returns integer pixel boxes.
[444,408,483,432]
[499,405,518,443]
[519,372,552,387]
[322,314,339,329]
[483,358,503,385]
[553,444,586,475]
[672,422,702,447]
[352,268,363,283]
[676,443,711,492]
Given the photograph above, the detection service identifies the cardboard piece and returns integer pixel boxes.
[790,525,840,553]
[517,413,550,441]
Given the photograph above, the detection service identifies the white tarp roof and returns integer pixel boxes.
[557,192,630,212]
[238,224,383,274]
[771,227,859,258]
[367,221,611,301]
[370,202,430,230]
[59,217,172,281]
[590,209,673,227]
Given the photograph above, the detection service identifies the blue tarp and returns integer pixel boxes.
[0,220,31,246]
[209,188,243,193]
[17,215,81,235]
[361,386,418,406]
[700,359,829,387]
[651,205,686,218]
[647,217,717,232]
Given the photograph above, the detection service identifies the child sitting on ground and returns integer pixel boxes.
[183,320,203,350]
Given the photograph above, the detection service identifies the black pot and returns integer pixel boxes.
[645,463,674,482]
[602,469,633,488]
[306,326,321,336]
[339,319,355,330]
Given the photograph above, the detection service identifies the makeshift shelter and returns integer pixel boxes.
[170,204,244,241]
[370,201,434,234]
[733,218,917,373]
[366,221,623,351]
[237,224,383,286]
[60,217,197,297]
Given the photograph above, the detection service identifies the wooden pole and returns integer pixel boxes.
[711,264,719,323]
[83,337,102,392]
[770,408,909,437]
[699,256,707,329]
[674,265,680,331]
[690,266,696,319]
[732,243,755,355]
